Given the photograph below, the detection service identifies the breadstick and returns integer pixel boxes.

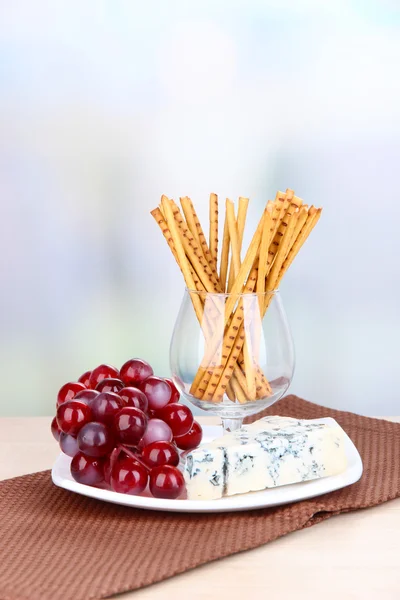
[209,193,219,272]
[269,189,295,249]
[228,263,272,400]
[242,326,257,399]
[180,196,220,299]
[237,197,249,241]
[266,209,299,294]
[266,194,303,278]
[285,193,303,218]
[227,197,248,291]
[256,206,272,305]
[224,209,265,320]
[285,205,309,256]
[181,196,219,283]
[153,206,226,380]
[197,258,267,401]
[230,375,248,404]
[233,361,271,399]
[219,321,273,402]
[167,199,221,292]
[250,203,273,363]
[190,209,266,398]
[242,294,271,400]
[202,206,265,368]
[270,191,286,238]
[226,199,240,284]
[180,196,201,245]
[265,194,299,277]
[206,321,247,402]
[233,201,297,397]
[192,271,255,399]
[276,188,295,230]
[225,198,255,397]
[226,381,236,401]
[266,192,286,271]
[156,201,204,324]
[169,202,225,341]
[240,205,298,391]
[226,198,254,396]
[151,208,178,262]
[201,298,247,401]
[234,337,272,398]
[219,209,230,292]
[232,364,251,399]
[276,207,321,287]
[150,208,203,292]
[202,199,301,400]
[262,204,308,298]
[263,207,321,316]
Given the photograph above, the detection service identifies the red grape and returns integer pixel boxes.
[120,358,153,386]
[157,403,193,437]
[142,441,179,468]
[89,392,122,427]
[95,378,124,394]
[51,416,61,441]
[89,364,120,389]
[140,376,171,411]
[141,418,173,446]
[174,421,203,450]
[165,378,180,403]
[103,457,112,485]
[71,452,104,486]
[119,387,148,413]
[57,382,86,408]
[110,456,148,495]
[149,465,185,499]
[59,432,79,457]
[114,407,148,446]
[77,422,114,457]
[78,370,92,388]
[56,400,92,436]
[74,389,100,404]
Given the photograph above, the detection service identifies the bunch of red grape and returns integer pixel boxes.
[51,359,202,499]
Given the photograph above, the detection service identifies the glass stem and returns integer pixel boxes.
[221,418,244,434]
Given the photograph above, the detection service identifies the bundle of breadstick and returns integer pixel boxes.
[151,190,322,404]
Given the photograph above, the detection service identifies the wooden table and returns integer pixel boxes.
[1,416,399,600]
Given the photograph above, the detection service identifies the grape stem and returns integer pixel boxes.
[120,445,151,472]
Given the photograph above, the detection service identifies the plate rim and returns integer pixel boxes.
[51,419,363,513]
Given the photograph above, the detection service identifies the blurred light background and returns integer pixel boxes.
[0,0,399,416]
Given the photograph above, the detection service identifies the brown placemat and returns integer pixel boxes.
[1,395,400,600]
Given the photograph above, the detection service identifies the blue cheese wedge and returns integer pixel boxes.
[182,416,348,500]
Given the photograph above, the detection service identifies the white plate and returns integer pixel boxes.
[52,420,363,513]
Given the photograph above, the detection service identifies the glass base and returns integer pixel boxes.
[221,418,244,433]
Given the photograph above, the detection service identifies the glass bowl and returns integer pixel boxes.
[170,289,295,433]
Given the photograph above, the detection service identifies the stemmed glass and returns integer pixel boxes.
[170,289,295,434]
